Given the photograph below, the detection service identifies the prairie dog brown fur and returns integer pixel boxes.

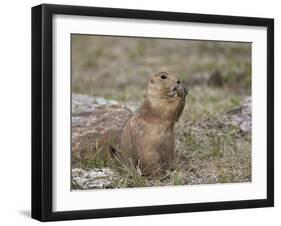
[120,72,188,175]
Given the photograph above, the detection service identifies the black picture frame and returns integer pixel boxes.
[32,3,274,222]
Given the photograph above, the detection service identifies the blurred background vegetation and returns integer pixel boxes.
[72,35,251,102]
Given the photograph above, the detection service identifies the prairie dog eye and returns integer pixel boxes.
[176,80,181,84]
[160,74,167,79]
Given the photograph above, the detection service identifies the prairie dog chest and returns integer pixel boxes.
[132,118,173,140]
[147,123,173,138]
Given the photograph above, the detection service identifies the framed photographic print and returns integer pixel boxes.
[31,4,274,221]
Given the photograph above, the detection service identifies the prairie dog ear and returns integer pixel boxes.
[150,79,155,84]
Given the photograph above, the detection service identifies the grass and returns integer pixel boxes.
[71,35,252,189]
[72,86,251,189]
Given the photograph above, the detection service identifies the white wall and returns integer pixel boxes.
[0,0,279,225]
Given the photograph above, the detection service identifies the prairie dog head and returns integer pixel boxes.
[147,72,188,99]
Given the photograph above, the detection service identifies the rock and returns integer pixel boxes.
[241,96,251,115]
[72,94,118,114]
[228,97,251,133]
[122,101,140,112]
[239,120,251,133]
[72,168,116,189]
[72,103,133,163]
[71,94,134,189]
